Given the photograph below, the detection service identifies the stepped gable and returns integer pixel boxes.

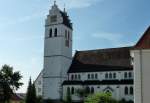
[60,11,73,30]
[68,47,133,73]
[135,26,150,49]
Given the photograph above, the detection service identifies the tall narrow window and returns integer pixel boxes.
[54,28,57,37]
[91,74,94,79]
[129,72,132,78]
[125,87,128,95]
[68,31,70,40]
[85,87,90,94]
[88,74,90,79]
[95,74,98,79]
[71,87,74,94]
[109,73,112,79]
[75,74,77,80]
[91,87,94,94]
[130,87,133,95]
[78,74,81,80]
[105,73,108,79]
[49,29,52,37]
[124,72,128,79]
[71,75,74,80]
[113,73,116,79]
[65,30,67,39]
[67,87,70,94]
[65,31,69,47]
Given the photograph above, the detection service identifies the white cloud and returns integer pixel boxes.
[49,0,101,9]
[0,11,46,29]
[0,0,102,28]
[91,32,134,47]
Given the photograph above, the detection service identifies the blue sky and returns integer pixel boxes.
[0,0,150,93]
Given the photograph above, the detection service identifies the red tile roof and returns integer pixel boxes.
[68,26,150,73]
[68,47,133,73]
[135,26,150,49]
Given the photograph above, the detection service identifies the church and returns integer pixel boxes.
[34,1,150,103]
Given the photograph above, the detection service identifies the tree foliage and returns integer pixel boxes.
[85,93,117,103]
[26,78,32,103]
[0,64,23,103]
[1,65,23,91]
[25,77,37,103]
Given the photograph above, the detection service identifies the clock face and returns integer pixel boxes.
[51,15,57,22]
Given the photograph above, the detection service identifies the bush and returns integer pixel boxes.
[84,93,118,103]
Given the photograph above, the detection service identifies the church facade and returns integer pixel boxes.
[62,47,134,102]
[34,2,150,103]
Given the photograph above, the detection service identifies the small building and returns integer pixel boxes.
[11,93,25,103]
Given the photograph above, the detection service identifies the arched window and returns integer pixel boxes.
[129,72,132,78]
[67,87,70,94]
[113,73,116,79]
[85,87,90,94]
[109,73,112,79]
[91,74,94,79]
[95,74,98,79]
[71,75,74,80]
[91,87,94,94]
[105,73,108,79]
[75,74,77,80]
[124,72,128,78]
[71,87,74,94]
[130,87,133,95]
[54,28,57,37]
[78,74,81,80]
[49,29,52,37]
[125,87,128,95]
[88,74,90,79]
[65,30,67,39]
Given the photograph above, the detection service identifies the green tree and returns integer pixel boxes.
[25,78,32,103]
[36,96,43,103]
[25,77,37,103]
[85,93,118,103]
[0,64,23,103]
[76,88,90,102]
[31,83,37,103]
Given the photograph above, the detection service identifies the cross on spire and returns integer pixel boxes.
[54,0,56,5]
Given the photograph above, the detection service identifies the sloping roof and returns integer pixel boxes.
[135,26,150,49]
[62,80,133,85]
[68,47,133,73]
[16,93,26,100]
[60,11,73,30]
[11,94,24,101]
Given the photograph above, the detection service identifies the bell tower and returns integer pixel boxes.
[43,1,73,101]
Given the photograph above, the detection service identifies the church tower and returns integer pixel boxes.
[43,1,73,101]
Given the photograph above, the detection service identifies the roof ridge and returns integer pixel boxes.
[77,46,133,52]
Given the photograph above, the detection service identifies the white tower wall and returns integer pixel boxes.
[43,3,72,100]
[131,49,150,103]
